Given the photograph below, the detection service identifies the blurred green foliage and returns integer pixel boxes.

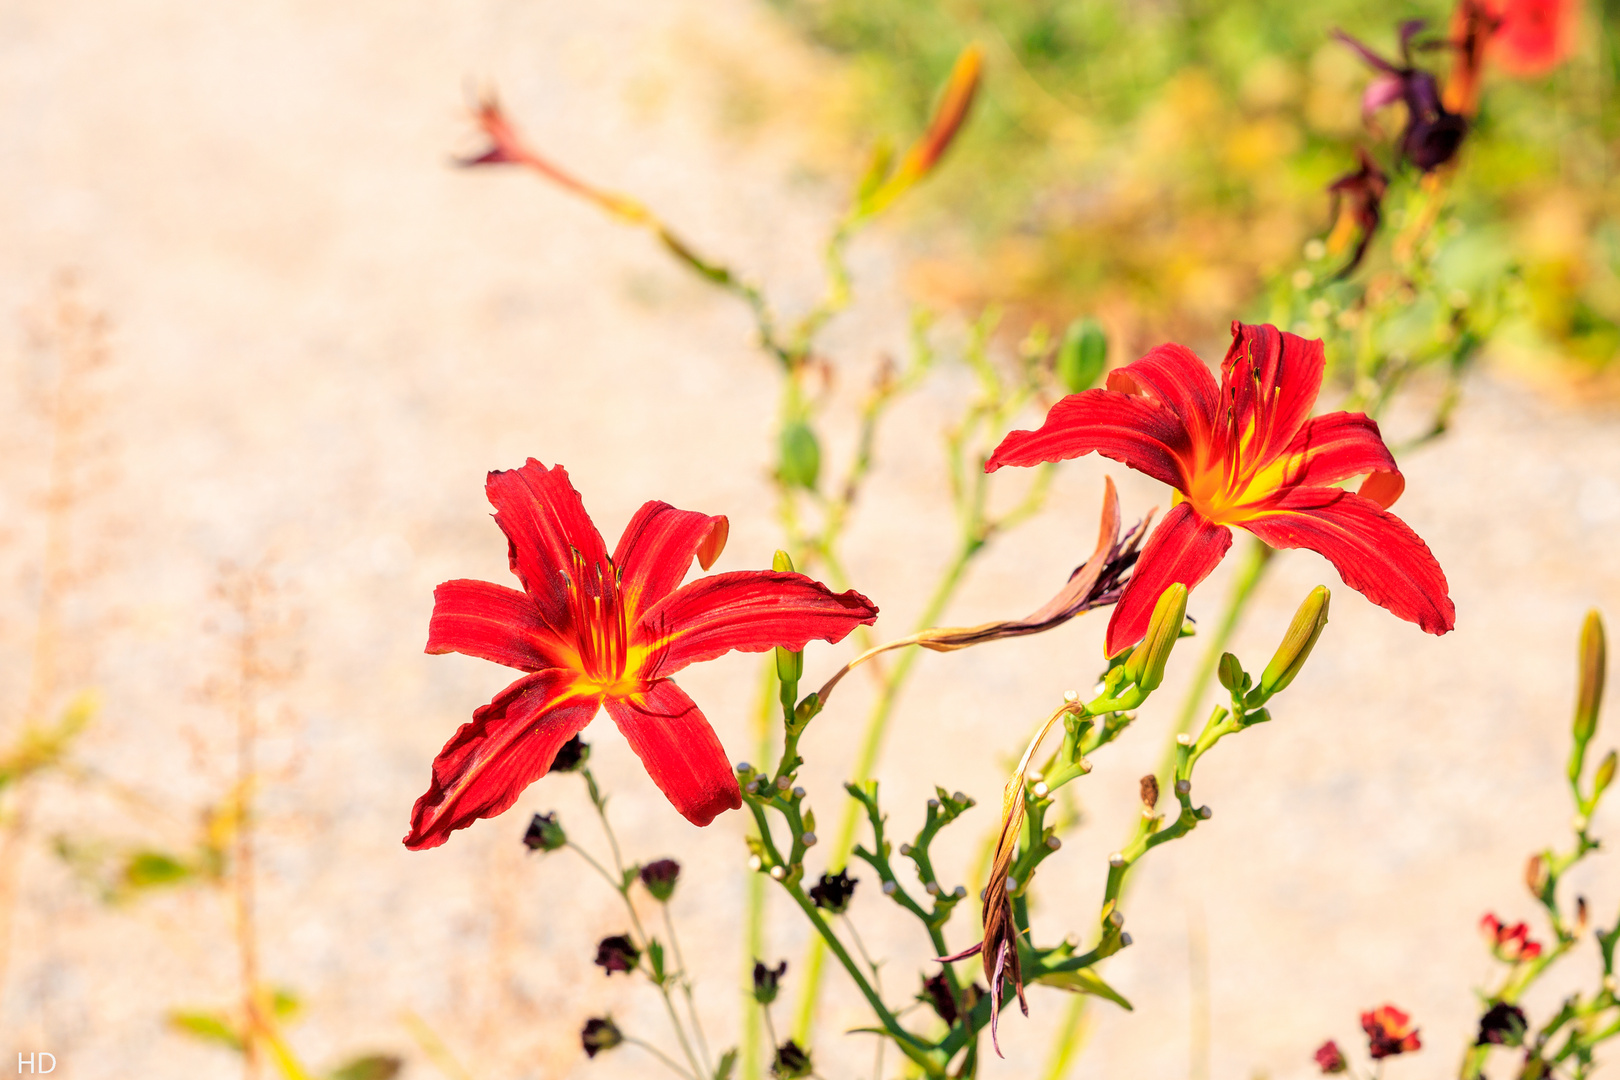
[771,0,1620,377]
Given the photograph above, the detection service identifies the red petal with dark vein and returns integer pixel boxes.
[604,679,741,826]
[485,460,609,629]
[404,670,597,850]
[1242,487,1454,635]
[1106,343,1220,447]
[612,501,730,618]
[1218,323,1324,466]
[426,579,565,671]
[985,390,1192,490]
[1105,504,1233,657]
[636,571,878,679]
[1283,413,1405,508]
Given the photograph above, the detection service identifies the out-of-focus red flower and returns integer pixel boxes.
[1481,913,1545,961]
[405,460,877,849]
[1447,0,1575,112]
[1326,149,1390,276]
[987,322,1455,656]
[1362,1004,1422,1059]
[1314,1039,1348,1074]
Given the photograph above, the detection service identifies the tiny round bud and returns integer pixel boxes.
[953,792,968,804]
[978,887,987,901]
[776,776,790,791]
[1108,852,1126,868]
[1120,932,1134,947]
[1063,690,1079,702]
[1196,805,1212,819]
[882,881,897,895]
[1045,835,1062,851]
[748,855,763,872]
[953,885,967,899]
[1303,238,1327,261]
[1175,733,1193,746]
[1005,876,1019,892]
[1574,813,1590,833]
[1032,781,1050,797]
[792,786,806,799]
[899,843,912,856]
[746,780,759,794]
[927,798,940,810]
[801,832,817,847]
[1174,779,1191,796]
[926,882,941,896]
[1028,771,1044,783]
[736,761,752,774]
[769,865,785,880]
[1107,909,1124,928]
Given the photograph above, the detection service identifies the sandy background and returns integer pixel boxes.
[2,2,1619,1079]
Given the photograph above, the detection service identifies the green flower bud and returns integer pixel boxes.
[752,959,787,1004]
[771,1040,813,1079]
[1124,583,1187,693]
[1575,610,1607,749]
[778,422,820,491]
[1595,750,1617,801]
[1259,586,1331,700]
[771,550,805,684]
[1056,317,1108,394]
[1217,652,1244,694]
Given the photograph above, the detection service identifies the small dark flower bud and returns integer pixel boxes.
[753,959,787,1004]
[1139,775,1160,810]
[809,869,858,914]
[639,858,681,902]
[523,812,567,852]
[594,934,640,976]
[551,735,589,773]
[1476,1002,1528,1047]
[920,970,980,1026]
[1314,1039,1347,1074]
[771,1040,813,1079]
[581,1016,623,1058]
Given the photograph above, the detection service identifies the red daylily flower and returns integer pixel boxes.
[406,460,877,849]
[1481,913,1544,961]
[1446,0,1574,113]
[986,322,1454,657]
[1362,1004,1422,1059]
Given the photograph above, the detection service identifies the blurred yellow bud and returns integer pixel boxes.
[1575,610,1607,748]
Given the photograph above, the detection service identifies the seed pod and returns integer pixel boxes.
[1139,775,1160,810]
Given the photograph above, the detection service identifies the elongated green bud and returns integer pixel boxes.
[1595,749,1617,802]
[1575,610,1607,748]
[772,550,804,684]
[778,421,821,491]
[1259,587,1331,700]
[1056,317,1108,394]
[1217,652,1245,694]
[1124,584,1187,693]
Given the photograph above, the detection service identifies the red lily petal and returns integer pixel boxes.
[612,501,730,618]
[1106,343,1220,447]
[636,571,877,679]
[1242,487,1454,635]
[603,679,741,827]
[1105,503,1233,656]
[1218,323,1324,466]
[405,670,597,850]
[985,390,1192,489]
[425,579,565,671]
[1284,412,1406,509]
[486,460,610,629]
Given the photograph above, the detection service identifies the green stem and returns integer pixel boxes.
[624,1035,700,1080]
[742,660,776,1080]
[794,539,978,1043]
[1166,540,1273,756]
